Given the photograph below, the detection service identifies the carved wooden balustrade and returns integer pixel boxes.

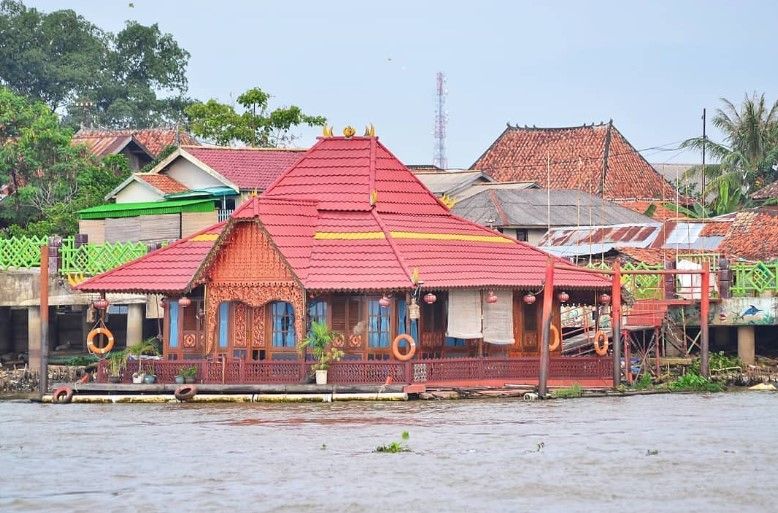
[97,356,611,385]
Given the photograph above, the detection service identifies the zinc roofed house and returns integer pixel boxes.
[79,145,306,244]
[471,122,680,219]
[77,128,613,387]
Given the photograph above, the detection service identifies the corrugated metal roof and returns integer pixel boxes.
[79,199,214,220]
[453,189,657,228]
[412,170,493,196]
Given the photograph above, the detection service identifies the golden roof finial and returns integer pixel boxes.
[370,190,378,206]
[411,267,420,285]
[343,125,356,138]
[440,194,456,209]
[364,123,376,137]
[322,125,333,137]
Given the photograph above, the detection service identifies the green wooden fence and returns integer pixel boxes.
[731,261,778,297]
[0,236,49,269]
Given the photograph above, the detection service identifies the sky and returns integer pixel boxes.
[27,0,778,168]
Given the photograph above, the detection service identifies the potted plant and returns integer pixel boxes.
[126,338,160,384]
[143,372,157,384]
[298,321,344,385]
[106,350,127,383]
[181,366,198,384]
[174,373,185,385]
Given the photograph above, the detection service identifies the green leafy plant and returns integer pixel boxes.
[688,352,743,375]
[551,383,583,398]
[669,372,723,392]
[632,372,654,390]
[126,337,160,375]
[106,350,128,378]
[64,354,99,367]
[298,321,344,371]
[375,431,411,453]
[178,365,197,379]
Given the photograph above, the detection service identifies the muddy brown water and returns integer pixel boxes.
[0,393,775,513]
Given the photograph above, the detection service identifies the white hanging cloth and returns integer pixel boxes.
[447,289,483,339]
[482,289,515,345]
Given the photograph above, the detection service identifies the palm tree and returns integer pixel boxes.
[682,93,778,213]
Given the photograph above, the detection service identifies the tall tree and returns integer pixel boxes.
[0,0,191,129]
[682,93,778,213]
[0,86,130,236]
[185,87,326,147]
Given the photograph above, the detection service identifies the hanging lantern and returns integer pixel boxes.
[423,292,437,304]
[179,296,192,308]
[523,293,536,305]
[93,297,109,310]
[486,290,498,304]
[599,293,611,305]
[379,294,391,308]
[408,298,421,320]
[558,291,570,303]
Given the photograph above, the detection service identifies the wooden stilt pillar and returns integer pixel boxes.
[539,256,554,398]
[611,261,622,388]
[700,261,710,378]
[39,245,49,399]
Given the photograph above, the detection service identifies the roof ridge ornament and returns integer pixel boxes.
[364,124,376,137]
[343,126,356,138]
[322,125,333,137]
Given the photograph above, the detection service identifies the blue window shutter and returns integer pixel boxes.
[286,303,295,347]
[219,302,229,348]
[169,301,179,348]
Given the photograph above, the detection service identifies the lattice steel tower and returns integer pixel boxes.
[433,72,448,169]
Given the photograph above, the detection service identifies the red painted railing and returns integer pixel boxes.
[97,356,611,385]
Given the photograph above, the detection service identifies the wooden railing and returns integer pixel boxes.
[731,261,778,297]
[96,356,612,385]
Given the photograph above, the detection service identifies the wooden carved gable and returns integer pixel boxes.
[207,221,296,285]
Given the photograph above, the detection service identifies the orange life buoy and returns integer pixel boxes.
[593,330,609,356]
[87,327,114,355]
[391,334,416,361]
[548,325,561,352]
[51,385,74,404]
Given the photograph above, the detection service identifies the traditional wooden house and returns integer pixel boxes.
[77,129,612,386]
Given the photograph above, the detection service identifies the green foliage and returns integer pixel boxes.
[551,383,583,398]
[178,365,198,379]
[689,351,742,375]
[681,93,778,213]
[0,86,131,235]
[298,321,344,371]
[186,87,326,147]
[669,371,723,392]
[0,0,191,128]
[63,354,99,367]
[632,372,654,390]
[107,349,128,377]
[375,432,411,453]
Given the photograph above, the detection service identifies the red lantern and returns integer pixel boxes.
[179,296,192,308]
[93,298,109,310]
[523,293,536,305]
[599,293,611,305]
[558,291,570,303]
[423,292,437,304]
[486,290,498,304]
[379,295,391,308]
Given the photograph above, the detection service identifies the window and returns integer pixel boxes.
[271,302,296,348]
[307,299,327,332]
[218,302,229,348]
[523,302,537,331]
[331,296,363,337]
[516,229,528,242]
[169,300,180,348]
[368,299,391,348]
[445,337,466,347]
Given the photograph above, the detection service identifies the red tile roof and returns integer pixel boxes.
[183,146,306,191]
[77,222,224,294]
[752,181,778,200]
[80,136,612,294]
[472,123,678,202]
[136,174,189,194]
[718,208,778,261]
[73,129,199,157]
[618,200,688,221]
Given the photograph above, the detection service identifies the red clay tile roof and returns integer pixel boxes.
[135,174,189,194]
[699,220,732,237]
[183,146,306,191]
[73,129,199,157]
[618,201,688,221]
[80,136,612,293]
[752,181,778,200]
[472,123,678,202]
[77,222,225,294]
[718,208,778,261]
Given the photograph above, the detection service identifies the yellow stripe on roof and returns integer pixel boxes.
[191,233,219,242]
[313,231,511,243]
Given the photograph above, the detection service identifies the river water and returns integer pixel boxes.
[0,392,775,513]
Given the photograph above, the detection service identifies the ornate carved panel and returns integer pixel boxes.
[251,305,265,348]
[208,223,296,284]
[234,303,248,347]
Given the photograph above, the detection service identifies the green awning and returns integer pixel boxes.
[79,199,215,220]
[165,186,237,199]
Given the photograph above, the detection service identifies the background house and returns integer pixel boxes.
[72,128,199,171]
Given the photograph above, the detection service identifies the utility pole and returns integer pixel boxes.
[701,108,707,219]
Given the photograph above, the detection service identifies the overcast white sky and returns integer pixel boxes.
[27,0,778,168]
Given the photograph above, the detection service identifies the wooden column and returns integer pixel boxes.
[538,256,554,398]
[39,245,49,398]
[700,261,710,378]
[611,261,621,388]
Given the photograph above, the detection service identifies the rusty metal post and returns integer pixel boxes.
[538,256,555,398]
[611,261,622,388]
[700,261,710,378]
[39,245,49,399]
